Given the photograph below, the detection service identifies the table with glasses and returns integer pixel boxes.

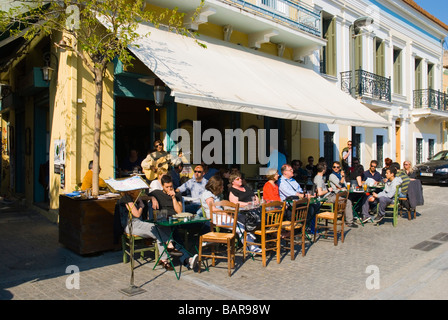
[151,214,210,280]
[348,184,385,225]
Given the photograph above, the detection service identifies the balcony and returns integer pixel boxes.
[341,69,391,102]
[414,89,448,111]
[412,89,448,120]
[224,0,321,37]
[147,0,324,50]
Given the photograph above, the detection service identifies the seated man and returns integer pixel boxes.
[149,175,183,216]
[361,167,402,224]
[278,164,304,200]
[279,164,319,224]
[362,160,382,184]
[347,157,364,187]
[315,163,357,228]
[291,159,308,183]
[176,164,208,214]
[149,175,198,270]
[81,160,107,191]
[328,161,347,191]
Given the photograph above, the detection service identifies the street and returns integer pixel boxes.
[1,184,447,303]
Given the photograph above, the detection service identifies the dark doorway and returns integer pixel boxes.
[115,96,152,176]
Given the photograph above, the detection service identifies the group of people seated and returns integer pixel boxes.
[85,138,419,271]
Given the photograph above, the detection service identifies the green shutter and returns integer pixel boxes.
[375,39,385,77]
[325,17,336,76]
[428,63,434,89]
[415,58,422,90]
[393,49,402,94]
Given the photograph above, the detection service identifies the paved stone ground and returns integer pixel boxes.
[1,185,447,302]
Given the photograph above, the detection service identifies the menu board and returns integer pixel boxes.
[105,175,149,192]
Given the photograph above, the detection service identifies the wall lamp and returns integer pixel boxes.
[42,51,58,82]
[154,78,166,107]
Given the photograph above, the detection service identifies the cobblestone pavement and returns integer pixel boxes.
[1,185,447,301]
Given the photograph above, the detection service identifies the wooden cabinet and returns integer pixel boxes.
[59,195,121,255]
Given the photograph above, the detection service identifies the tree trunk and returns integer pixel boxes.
[92,68,104,197]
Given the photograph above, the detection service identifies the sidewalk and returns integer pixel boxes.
[1,185,447,301]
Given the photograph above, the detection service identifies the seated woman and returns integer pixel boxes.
[118,189,174,270]
[262,168,281,202]
[228,171,259,207]
[201,175,261,253]
[148,167,168,193]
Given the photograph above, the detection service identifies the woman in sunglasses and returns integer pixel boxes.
[229,171,259,207]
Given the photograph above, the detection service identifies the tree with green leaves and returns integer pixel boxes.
[0,0,204,196]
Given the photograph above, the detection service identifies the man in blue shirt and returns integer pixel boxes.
[362,160,382,184]
[278,164,304,200]
[176,164,208,214]
[278,164,320,228]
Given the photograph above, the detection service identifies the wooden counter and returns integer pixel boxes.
[59,195,121,255]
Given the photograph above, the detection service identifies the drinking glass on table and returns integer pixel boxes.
[363,183,368,192]
[346,182,351,191]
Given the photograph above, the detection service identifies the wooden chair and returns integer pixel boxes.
[243,201,286,267]
[376,185,401,227]
[282,198,309,260]
[314,191,348,246]
[198,200,239,277]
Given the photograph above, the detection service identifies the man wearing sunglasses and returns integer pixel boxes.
[328,161,346,191]
[141,140,170,181]
[362,160,382,184]
[176,164,208,214]
[315,163,358,228]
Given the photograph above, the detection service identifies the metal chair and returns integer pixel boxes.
[122,233,159,263]
[243,201,286,267]
[376,185,401,227]
[281,198,309,260]
[314,191,348,246]
[197,200,239,277]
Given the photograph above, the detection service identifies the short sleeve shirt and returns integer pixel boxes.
[149,189,182,216]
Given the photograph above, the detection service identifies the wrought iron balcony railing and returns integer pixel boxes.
[340,69,391,102]
[413,89,448,111]
[222,0,321,37]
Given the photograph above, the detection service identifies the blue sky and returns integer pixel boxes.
[413,0,448,47]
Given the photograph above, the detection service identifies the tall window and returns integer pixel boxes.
[427,63,434,89]
[324,131,335,165]
[416,138,423,164]
[322,15,336,76]
[393,48,402,94]
[376,135,384,167]
[374,38,385,77]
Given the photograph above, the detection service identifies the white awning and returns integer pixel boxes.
[128,23,389,127]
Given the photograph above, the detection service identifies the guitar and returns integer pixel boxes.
[142,151,192,180]
[143,154,171,181]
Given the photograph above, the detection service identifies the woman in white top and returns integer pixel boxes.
[148,167,168,193]
[201,175,260,252]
